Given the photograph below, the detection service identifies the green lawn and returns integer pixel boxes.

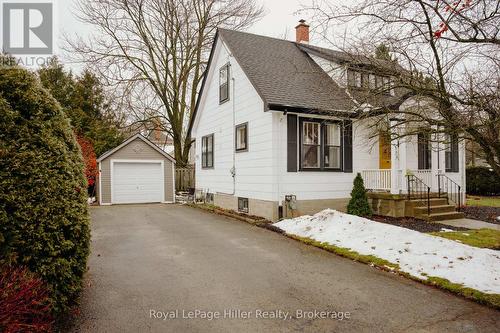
[429,229,500,250]
[467,196,500,207]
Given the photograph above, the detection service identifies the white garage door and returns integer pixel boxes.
[112,162,163,204]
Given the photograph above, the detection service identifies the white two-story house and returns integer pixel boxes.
[191,20,466,222]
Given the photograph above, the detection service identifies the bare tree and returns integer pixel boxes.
[302,0,500,176]
[68,0,263,166]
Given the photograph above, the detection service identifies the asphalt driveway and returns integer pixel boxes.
[72,204,499,332]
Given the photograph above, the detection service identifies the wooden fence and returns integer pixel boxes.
[175,166,195,192]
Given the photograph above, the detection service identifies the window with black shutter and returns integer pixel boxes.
[219,64,230,104]
[298,118,344,171]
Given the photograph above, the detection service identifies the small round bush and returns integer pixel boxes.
[466,166,500,196]
[347,173,373,217]
[0,65,90,314]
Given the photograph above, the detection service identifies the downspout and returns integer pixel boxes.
[216,61,236,196]
[277,113,284,218]
[230,73,236,195]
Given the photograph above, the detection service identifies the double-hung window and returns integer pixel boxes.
[300,119,342,171]
[235,123,248,152]
[417,132,432,170]
[324,123,341,169]
[301,121,321,168]
[445,133,459,172]
[201,134,214,168]
[219,64,230,104]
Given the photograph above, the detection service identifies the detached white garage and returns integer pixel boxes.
[97,134,176,205]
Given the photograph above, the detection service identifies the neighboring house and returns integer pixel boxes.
[147,127,196,166]
[96,134,176,205]
[147,127,175,156]
[191,20,466,222]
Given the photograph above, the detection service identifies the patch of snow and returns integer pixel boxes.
[274,209,500,294]
[440,228,454,232]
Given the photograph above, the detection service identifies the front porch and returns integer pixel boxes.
[359,130,465,221]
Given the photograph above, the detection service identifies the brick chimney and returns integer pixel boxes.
[295,19,309,44]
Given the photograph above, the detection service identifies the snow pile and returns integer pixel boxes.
[274,209,500,294]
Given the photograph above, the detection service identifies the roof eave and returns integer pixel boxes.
[267,103,358,118]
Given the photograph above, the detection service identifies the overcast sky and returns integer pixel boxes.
[57,0,322,72]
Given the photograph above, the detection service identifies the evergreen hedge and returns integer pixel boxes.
[466,166,500,196]
[347,173,373,217]
[0,65,90,314]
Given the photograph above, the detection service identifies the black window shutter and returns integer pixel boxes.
[287,114,298,172]
[417,133,424,170]
[452,135,459,172]
[343,120,353,173]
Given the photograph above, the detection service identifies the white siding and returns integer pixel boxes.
[309,54,347,88]
[274,115,379,201]
[192,39,275,201]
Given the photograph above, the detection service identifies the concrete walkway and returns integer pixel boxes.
[440,218,500,230]
[71,204,500,333]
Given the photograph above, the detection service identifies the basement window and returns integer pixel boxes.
[238,197,249,213]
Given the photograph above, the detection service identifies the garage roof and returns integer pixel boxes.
[96,134,176,163]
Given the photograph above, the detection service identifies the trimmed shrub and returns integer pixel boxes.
[0,265,54,332]
[347,173,373,217]
[0,65,90,314]
[466,166,500,196]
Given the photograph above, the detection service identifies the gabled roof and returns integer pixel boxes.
[97,134,176,163]
[191,28,408,130]
[218,29,357,115]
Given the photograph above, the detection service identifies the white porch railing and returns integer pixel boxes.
[411,170,432,188]
[362,169,391,191]
[362,169,434,193]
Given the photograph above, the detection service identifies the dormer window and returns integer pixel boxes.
[349,69,394,96]
[219,64,230,104]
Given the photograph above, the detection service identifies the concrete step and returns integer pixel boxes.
[414,204,457,216]
[409,198,449,207]
[424,212,465,222]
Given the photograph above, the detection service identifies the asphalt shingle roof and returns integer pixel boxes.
[218,29,357,114]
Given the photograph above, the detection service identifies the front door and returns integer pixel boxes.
[379,132,391,169]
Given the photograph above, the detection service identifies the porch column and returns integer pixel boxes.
[431,130,440,191]
[390,120,402,194]
[399,137,408,193]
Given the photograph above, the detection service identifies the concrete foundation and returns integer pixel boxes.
[213,194,279,221]
[282,198,350,220]
[367,193,407,218]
